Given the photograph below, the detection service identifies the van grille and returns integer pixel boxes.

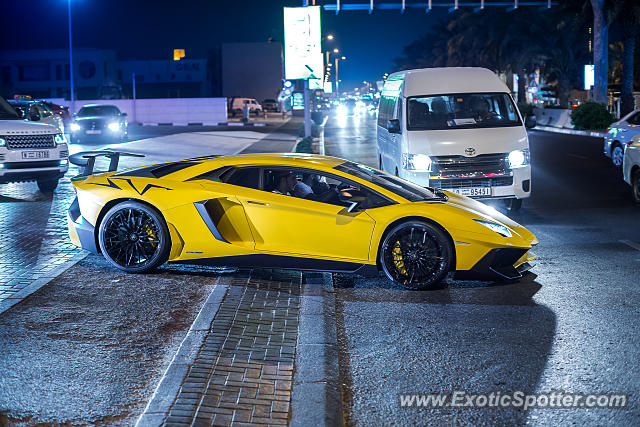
[430,176,514,189]
[431,153,509,178]
[3,134,56,149]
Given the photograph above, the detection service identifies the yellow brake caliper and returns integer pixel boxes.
[392,241,407,275]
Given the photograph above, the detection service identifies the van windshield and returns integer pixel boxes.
[407,92,521,131]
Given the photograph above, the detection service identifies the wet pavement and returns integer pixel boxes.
[324,114,640,426]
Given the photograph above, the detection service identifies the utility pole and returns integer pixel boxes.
[302,0,311,138]
[67,0,75,114]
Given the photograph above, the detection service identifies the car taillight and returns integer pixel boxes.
[606,128,611,133]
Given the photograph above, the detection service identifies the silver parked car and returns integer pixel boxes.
[604,109,640,167]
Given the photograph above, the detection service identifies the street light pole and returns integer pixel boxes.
[67,0,75,115]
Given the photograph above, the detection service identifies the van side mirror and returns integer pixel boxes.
[525,114,537,129]
[387,119,401,134]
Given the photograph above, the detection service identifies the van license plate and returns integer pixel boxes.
[450,187,492,197]
[86,129,102,134]
[22,151,49,159]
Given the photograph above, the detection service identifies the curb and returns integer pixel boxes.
[534,125,606,138]
[0,251,88,316]
[291,272,344,427]
[135,281,230,427]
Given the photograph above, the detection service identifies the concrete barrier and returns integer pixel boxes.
[534,107,574,129]
[45,97,227,126]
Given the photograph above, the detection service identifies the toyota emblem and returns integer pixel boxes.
[464,147,476,156]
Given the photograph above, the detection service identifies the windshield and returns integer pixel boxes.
[335,161,439,202]
[77,105,120,117]
[407,92,521,131]
[0,97,21,120]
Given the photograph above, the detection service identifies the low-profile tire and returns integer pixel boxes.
[37,179,59,193]
[380,221,453,290]
[632,169,640,205]
[98,201,170,273]
[504,198,523,211]
[612,143,624,168]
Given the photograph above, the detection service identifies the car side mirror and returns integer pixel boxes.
[387,119,401,134]
[339,188,367,212]
[525,114,537,129]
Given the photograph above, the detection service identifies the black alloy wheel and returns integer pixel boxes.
[612,144,624,168]
[632,170,640,205]
[98,201,170,273]
[380,221,452,290]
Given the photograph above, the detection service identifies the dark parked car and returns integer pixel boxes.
[262,99,279,112]
[41,101,71,125]
[69,104,128,143]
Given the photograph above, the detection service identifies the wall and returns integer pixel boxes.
[534,108,574,129]
[47,98,228,126]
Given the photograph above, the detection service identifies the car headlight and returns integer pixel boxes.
[69,123,81,132]
[0,137,5,147]
[54,134,67,144]
[108,122,120,132]
[473,219,512,238]
[336,104,347,116]
[402,153,432,172]
[508,149,530,168]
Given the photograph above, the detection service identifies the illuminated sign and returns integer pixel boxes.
[584,64,594,90]
[309,78,323,90]
[284,6,323,80]
[323,81,333,93]
[292,92,304,110]
[173,49,185,61]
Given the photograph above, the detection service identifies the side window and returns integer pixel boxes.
[223,167,260,190]
[395,98,403,124]
[40,104,53,117]
[262,167,392,210]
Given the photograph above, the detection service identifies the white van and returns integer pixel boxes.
[377,67,532,210]
[228,97,263,117]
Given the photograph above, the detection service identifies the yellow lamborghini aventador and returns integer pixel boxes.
[67,151,537,289]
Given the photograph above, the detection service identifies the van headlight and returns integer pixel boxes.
[402,153,432,172]
[473,219,512,237]
[0,137,5,147]
[508,149,530,168]
[54,134,67,144]
[108,122,120,132]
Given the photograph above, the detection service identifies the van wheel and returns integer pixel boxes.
[504,198,522,211]
[37,179,59,193]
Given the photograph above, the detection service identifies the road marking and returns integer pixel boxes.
[620,239,640,251]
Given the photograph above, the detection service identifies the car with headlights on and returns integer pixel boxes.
[622,134,640,204]
[604,109,640,167]
[69,104,128,143]
[0,95,69,193]
[7,96,65,133]
[67,152,537,289]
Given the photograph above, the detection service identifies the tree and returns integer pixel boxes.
[590,0,610,104]
[611,0,640,116]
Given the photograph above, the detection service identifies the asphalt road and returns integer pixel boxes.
[324,114,640,425]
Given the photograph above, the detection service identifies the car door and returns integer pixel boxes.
[236,167,378,262]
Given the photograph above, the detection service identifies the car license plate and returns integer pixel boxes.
[450,187,492,197]
[22,151,49,159]
[86,129,102,134]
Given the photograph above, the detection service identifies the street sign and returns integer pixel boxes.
[323,81,333,93]
[173,49,185,61]
[309,78,323,90]
[584,65,594,90]
[292,92,305,110]
[284,6,323,80]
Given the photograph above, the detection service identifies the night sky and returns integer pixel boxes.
[1,0,448,91]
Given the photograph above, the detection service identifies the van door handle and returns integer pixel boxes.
[246,200,269,206]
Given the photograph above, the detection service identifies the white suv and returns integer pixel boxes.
[604,109,640,167]
[1,96,69,193]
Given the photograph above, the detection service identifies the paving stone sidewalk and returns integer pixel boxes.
[165,269,302,426]
[0,178,85,311]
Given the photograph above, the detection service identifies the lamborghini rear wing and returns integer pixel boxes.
[69,151,145,176]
